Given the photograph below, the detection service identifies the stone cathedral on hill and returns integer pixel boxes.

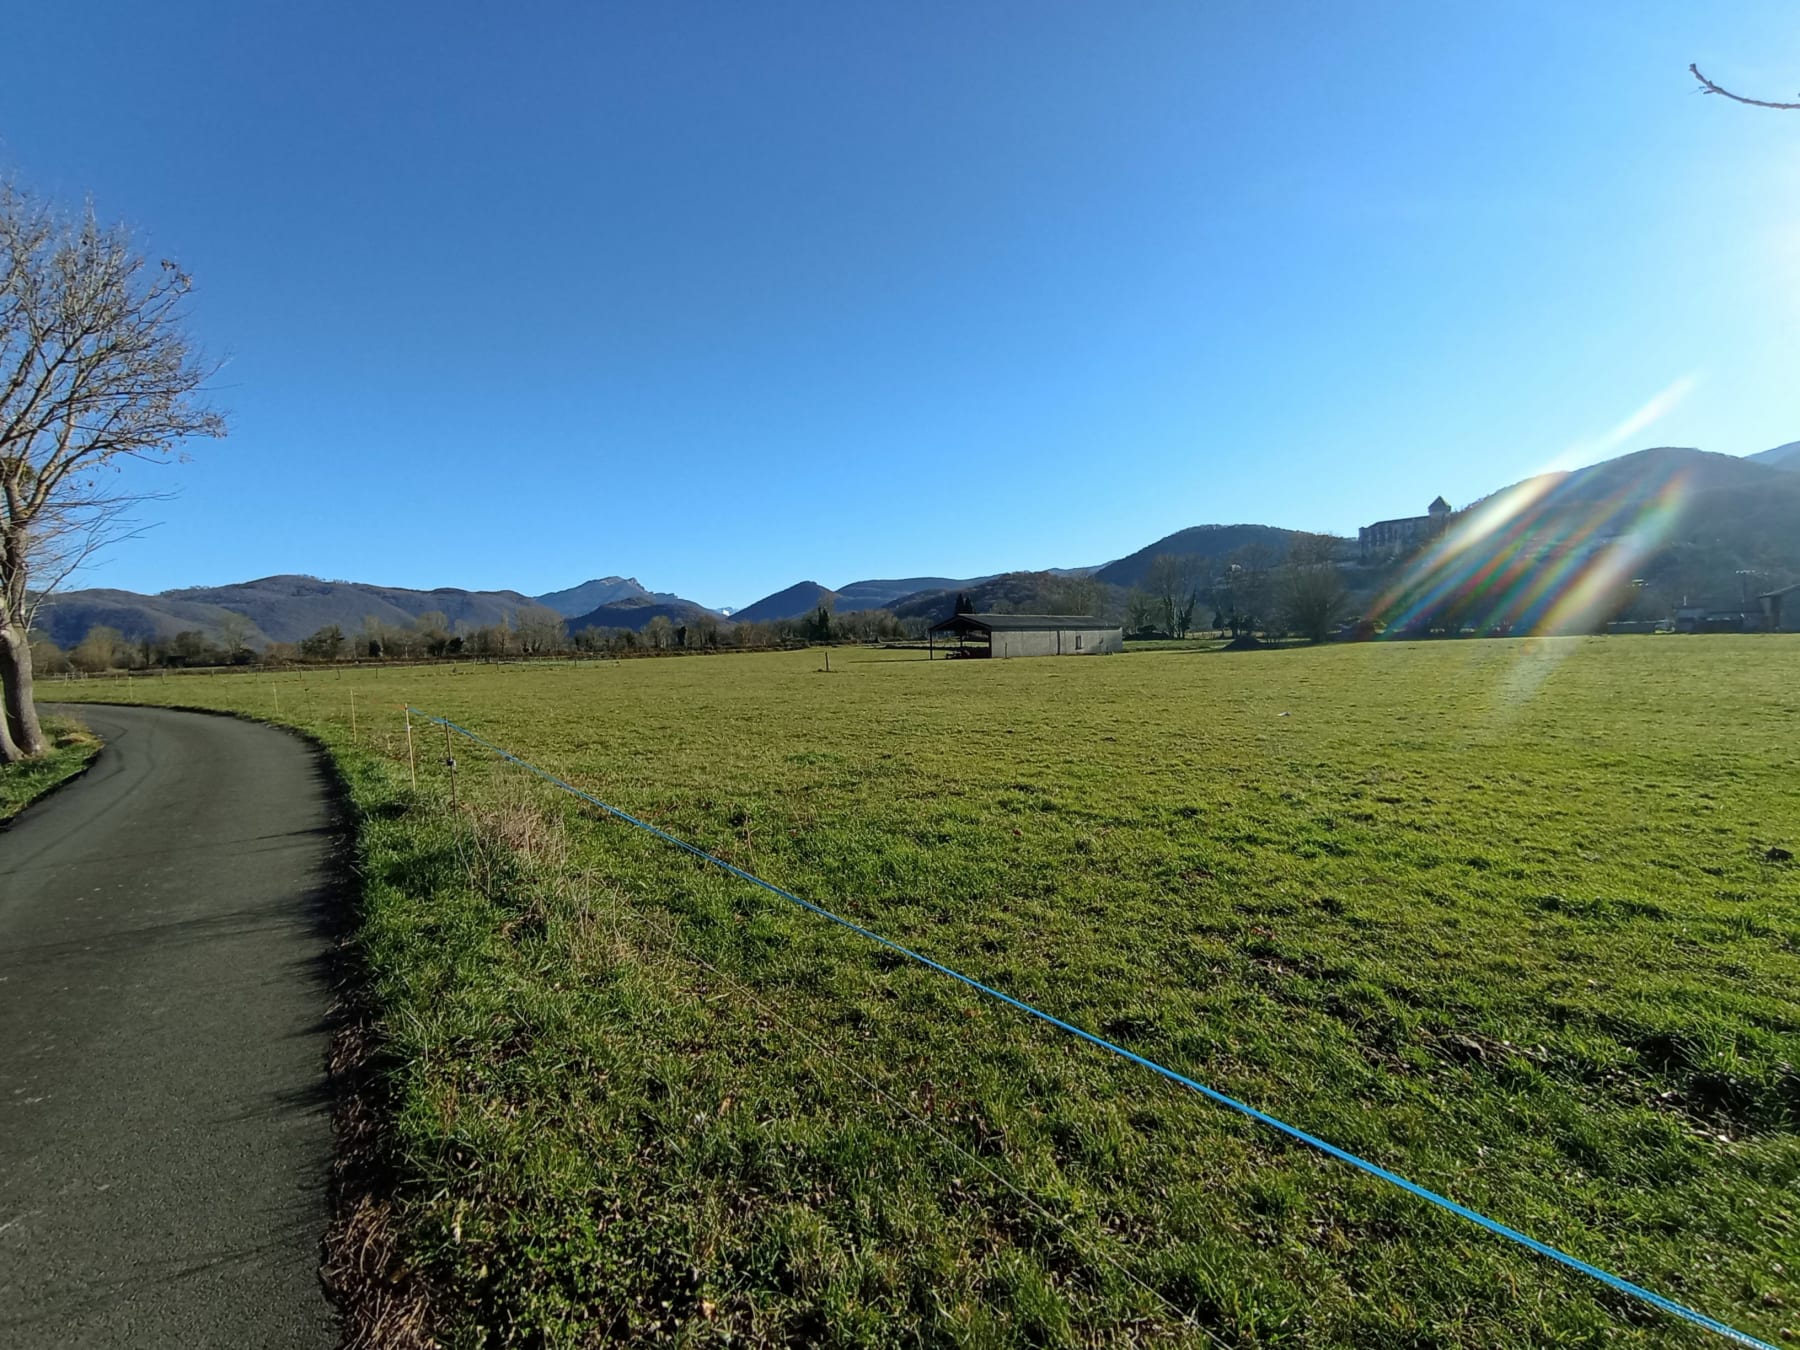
[1359,496,1452,559]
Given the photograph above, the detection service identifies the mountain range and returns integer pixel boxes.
[1370,445,1800,629]
[1747,440,1800,471]
[31,442,1799,648]
[730,581,837,626]
[533,576,699,617]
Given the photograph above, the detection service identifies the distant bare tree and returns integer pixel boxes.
[70,624,125,674]
[1690,64,1800,110]
[1285,532,1343,567]
[28,632,67,674]
[218,609,253,654]
[0,182,224,759]
[1144,554,1203,638]
[1124,588,1158,635]
[642,614,673,650]
[413,609,452,656]
[1277,558,1349,643]
[299,624,346,661]
[511,604,566,655]
[1051,573,1101,617]
[1213,543,1278,637]
[689,611,720,647]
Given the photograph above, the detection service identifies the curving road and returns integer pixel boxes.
[0,705,338,1348]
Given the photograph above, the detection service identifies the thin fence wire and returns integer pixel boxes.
[598,876,1226,1347]
[410,704,1777,1350]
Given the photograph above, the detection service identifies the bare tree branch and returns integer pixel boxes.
[0,179,225,757]
[1689,63,1800,110]
[23,487,169,629]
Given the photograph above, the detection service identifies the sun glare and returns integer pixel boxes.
[1541,374,1700,476]
[1371,458,1695,674]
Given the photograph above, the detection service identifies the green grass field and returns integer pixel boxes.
[50,639,1800,1347]
[0,714,101,822]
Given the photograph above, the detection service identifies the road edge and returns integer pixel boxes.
[37,700,435,1349]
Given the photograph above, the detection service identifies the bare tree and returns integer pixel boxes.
[689,611,721,647]
[1277,559,1349,643]
[1690,64,1800,110]
[413,609,452,656]
[218,608,253,655]
[70,624,125,674]
[24,490,151,633]
[511,604,566,655]
[1144,553,1203,638]
[1285,531,1343,568]
[0,183,224,759]
[1260,533,1349,643]
[1051,573,1102,617]
[1124,588,1157,635]
[1212,543,1278,637]
[299,624,346,661]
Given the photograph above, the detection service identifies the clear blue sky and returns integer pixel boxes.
[3,2,1796,609]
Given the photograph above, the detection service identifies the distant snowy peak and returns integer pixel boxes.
[533,576,652,617]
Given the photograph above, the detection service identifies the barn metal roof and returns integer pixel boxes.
[929,613,1115,634]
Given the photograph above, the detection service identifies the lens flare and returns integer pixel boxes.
[1370,460,1693,651]
[1370,476,1561,635]
[1541,374,1699,475]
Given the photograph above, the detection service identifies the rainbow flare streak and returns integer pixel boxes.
[1372,463,1693,641]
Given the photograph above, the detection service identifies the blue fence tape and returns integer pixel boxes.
[411,707,1776,1349]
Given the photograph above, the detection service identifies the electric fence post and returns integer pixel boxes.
[443,720,458,809]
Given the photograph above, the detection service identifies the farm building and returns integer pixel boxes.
[1759,583,1800,633]
[928,613,1124,659]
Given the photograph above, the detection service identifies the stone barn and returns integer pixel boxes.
[928,613,1124,659]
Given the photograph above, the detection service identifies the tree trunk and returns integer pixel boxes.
[0,691,21,763]
[0,621,47,758]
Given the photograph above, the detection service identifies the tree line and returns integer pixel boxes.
[28,540,1365,686]
[51,515,1702,685]
[40,599,939,674]
[1125,534,1352,642]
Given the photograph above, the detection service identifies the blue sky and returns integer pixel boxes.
[2,2,1796,609]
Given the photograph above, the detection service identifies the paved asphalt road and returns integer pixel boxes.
[0,705,339,1348]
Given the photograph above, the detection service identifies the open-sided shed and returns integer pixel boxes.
[928,613,1124,659]
[1759,583,1800,633]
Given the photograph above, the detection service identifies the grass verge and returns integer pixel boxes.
[0,714,102,822]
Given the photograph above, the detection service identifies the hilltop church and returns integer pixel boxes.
[1359,496,1453,559]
